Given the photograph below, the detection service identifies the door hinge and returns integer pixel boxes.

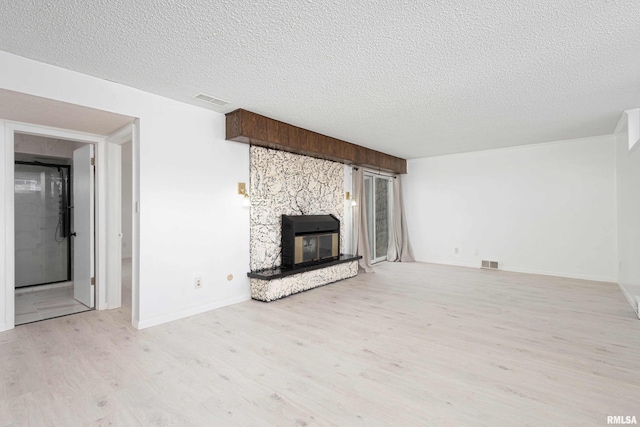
[91,157,95,166]
[91,277,95,286]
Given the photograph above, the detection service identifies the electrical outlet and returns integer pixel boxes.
[195,276,203,289]
[454,247,459,255]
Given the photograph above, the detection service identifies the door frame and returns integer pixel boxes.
[3,120,108,330]
[105,123,134,312]
[104,121,140,327]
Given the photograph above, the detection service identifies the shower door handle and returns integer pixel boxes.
[68,206,75,238]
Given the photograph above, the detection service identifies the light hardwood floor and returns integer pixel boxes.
[1,261,639,426]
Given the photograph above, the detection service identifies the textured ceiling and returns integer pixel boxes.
[1,1,639,158]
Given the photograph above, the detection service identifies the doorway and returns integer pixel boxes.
[0,94,139,333]
[13,134,95,325]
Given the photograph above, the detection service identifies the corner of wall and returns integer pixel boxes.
[135,294,251,330]
[617,282,639,319]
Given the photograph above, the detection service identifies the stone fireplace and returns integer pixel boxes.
[247,146,359,301]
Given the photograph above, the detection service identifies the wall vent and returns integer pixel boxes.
[481,260,499,270]
[194,93,230,106]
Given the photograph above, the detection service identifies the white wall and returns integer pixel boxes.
[404,135,617,282]
[121,141,133,259]
[0,51,250,330]
[616,128,640,315]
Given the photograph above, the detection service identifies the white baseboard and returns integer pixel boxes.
[617,282,639,319]
[419,259,616,283]
[502,266,616,283]
[135,294,252,330]
[419,259,478,269]
[0,323,6,332]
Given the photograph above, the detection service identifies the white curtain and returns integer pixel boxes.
[387,175,415,262]
[352,167,374,272]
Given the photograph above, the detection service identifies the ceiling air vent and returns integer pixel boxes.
[194,93,230,106]
[481,260,499,270]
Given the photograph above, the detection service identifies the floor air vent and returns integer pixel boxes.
[481,260,499,270]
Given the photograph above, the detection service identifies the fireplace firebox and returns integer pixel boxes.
[281,214,340,269]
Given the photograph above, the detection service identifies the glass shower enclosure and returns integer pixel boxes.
[14,162,71,288]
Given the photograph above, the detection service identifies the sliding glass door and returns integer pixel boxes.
[364,173,392,263]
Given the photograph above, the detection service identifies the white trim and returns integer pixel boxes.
[624,108,640,151]
[503,266,616,283]
[617,282,638,318]
[105,123,132,312]
[3,121,14,331]
[95,133,108,310]
[105,142,122,309]
[7,121,105,144]
[418,259,616,283]
[2,121,107,331]
[418,260,479,269]
[107,124,133,146]
[131,119,140,328]
[135,294,251,330]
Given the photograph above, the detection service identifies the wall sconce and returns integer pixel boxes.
[345,191,357,207]
[238,182,250,207]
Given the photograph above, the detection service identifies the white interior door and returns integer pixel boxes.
[73,144,95,308]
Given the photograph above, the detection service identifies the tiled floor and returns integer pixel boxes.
[14,282,92,325]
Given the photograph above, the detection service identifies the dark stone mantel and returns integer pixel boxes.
[248,254,362,280]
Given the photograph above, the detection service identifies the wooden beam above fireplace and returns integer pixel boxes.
[225,109,407,174]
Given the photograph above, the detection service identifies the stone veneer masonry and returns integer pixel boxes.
[249,146,358,301]
[250,262,359,302]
